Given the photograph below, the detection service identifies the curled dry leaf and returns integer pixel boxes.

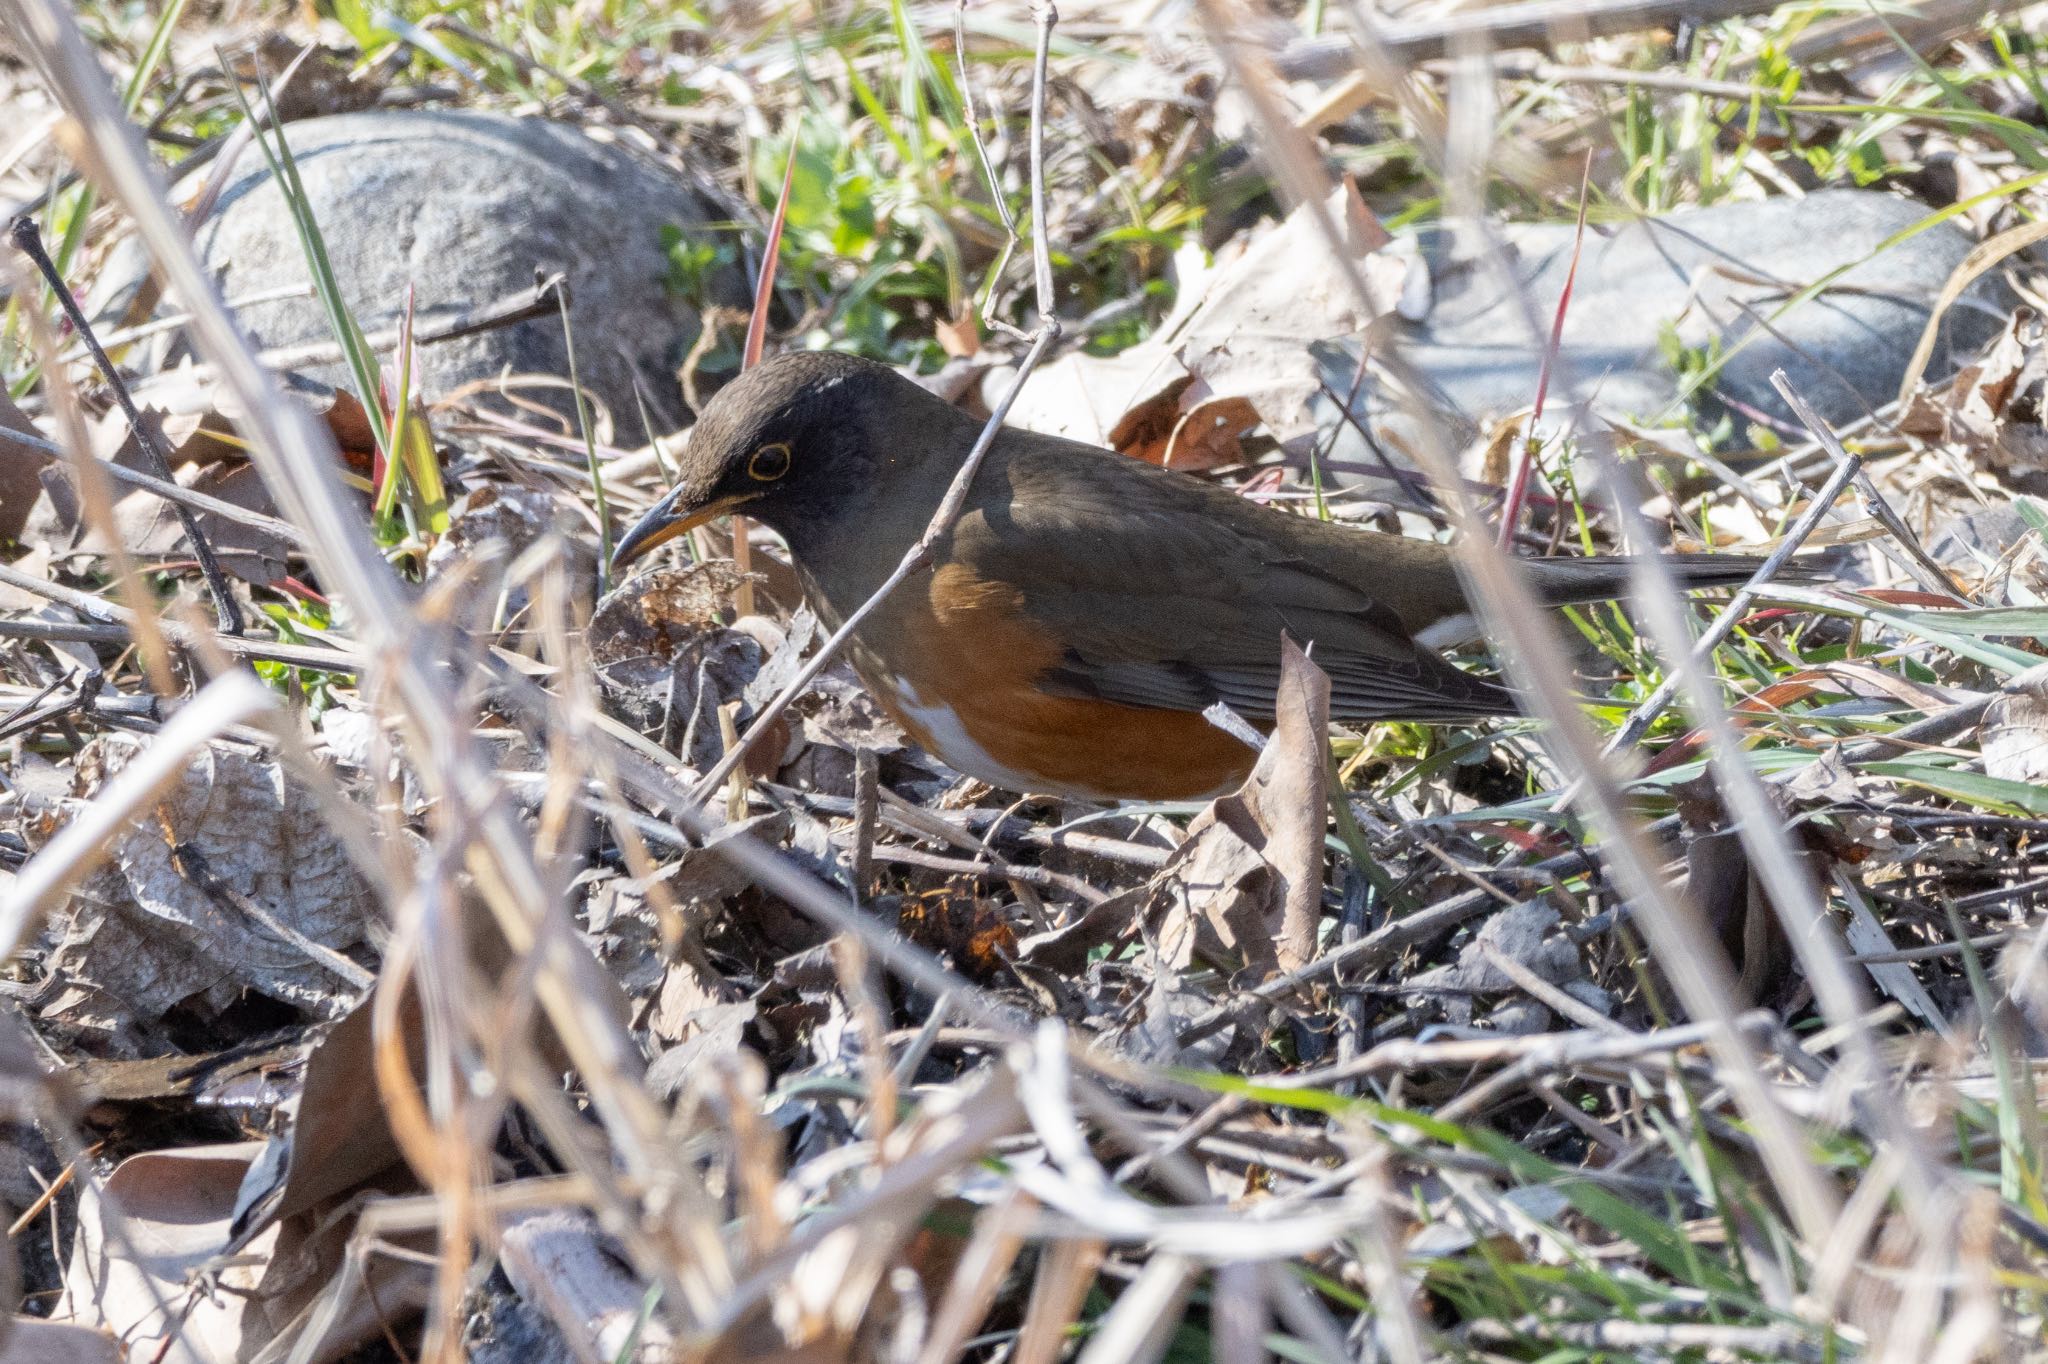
[1409,901,1581,1031]
[61,1141,431,1364]
[591,560,779,769]
[1982,688,2048,787]
[1900,308,2048,496]
[1152,637,1329,979]
[39,735,373,1033]
[424,481,597,612]
[1012,183,1403,465]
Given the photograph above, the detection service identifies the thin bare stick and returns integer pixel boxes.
[0,560,355,670]
[1605,404,1861,753]
[1273,0,1802,79]
[955,0,1021,334]
[0,424,306,545]
[728,138,802,619]
[684,1,1063,810]
[10,216,246,635]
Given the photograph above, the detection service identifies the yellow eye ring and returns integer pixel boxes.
[748,442,792,482]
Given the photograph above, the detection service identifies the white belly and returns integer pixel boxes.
[884,674,1050,794]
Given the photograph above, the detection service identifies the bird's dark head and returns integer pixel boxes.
[610,350,900,572]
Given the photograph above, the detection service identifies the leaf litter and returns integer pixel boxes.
[4,3,2048,1363]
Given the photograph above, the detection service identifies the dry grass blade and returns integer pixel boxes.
[13,1,2048,1359]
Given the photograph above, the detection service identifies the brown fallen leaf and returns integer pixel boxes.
[1153,637,1331,979]
[1012,183,1404,460]
[61,1140,431,1364]
[1900,307,2048,496]
[0,386,47,545]
[39,735,374,1033]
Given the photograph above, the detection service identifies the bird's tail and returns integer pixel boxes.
[1525,552,1816,607]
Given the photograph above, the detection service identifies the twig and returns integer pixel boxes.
[120,273,571,394]
[0,422,307,546]
[956,0,1021,334]
[1272,0,1805,79]
[0,563,356,671]
[682,1,1064,810]
[10,216,246,635]
[1606,399,1862,752]
[0,616,350,672]
[1772,375,1963,601]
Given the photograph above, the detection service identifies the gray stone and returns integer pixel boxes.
[1319,189,2013,458]
[113,110,749,432]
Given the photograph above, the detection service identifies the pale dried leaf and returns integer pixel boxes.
[61,1143,271,1364]
[44,735,373,1026]
[0,1318,123,1364]
[1983,690,2048,786]
[1012,185,1400,457]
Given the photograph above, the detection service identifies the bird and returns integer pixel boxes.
[611,350,1775,802]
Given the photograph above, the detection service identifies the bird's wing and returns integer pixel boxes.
[948,441,1518,724]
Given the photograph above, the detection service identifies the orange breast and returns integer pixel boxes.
[850,561,1257,802]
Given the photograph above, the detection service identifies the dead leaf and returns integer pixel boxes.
[229,996,412,1238]
[60,1141,430,1364]
[19,406,292,585]
[935,308,980,360]
[899,884,1019,980]
[1013,184,1403,458]
[1006,345,1191,452]
[1017,886,1146,973]
[1152,638,1330,979]
[591,560,772,764]
[0,387,46,545]
[425,482,596,610]
[40,735,374,1030]
[1900,308,2048,496]
[1983,689,2048,786]
[0,1319,123,1364]
[1675,830,1800,1011]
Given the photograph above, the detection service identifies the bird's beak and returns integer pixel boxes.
[610,487,759,573]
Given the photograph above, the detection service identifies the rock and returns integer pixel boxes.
[1318,188,2013,460]
[106,110,749,432]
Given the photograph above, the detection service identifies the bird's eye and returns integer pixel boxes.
[748,442,792,482]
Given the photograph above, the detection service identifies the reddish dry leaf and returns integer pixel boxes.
[1012,183,1403,459]
[935,307,981,360]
